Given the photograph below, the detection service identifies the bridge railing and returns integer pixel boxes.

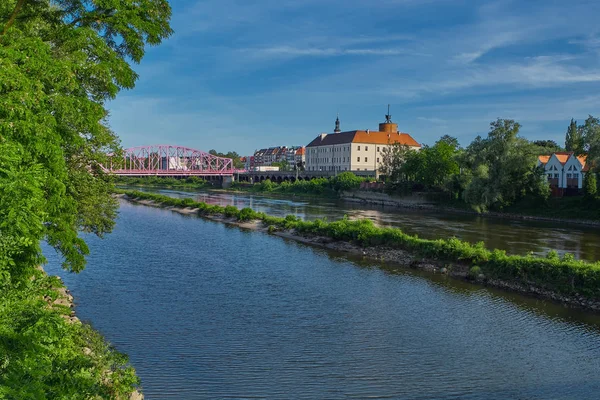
[106,145,235,176]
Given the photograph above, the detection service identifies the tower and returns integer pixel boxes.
[334,112,341,133]
[379,104,398,133]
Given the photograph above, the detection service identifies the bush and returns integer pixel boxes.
[584,172,597,198]
[468,266,482,279]
[331,172,364,192]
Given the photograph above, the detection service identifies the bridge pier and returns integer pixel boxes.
[221,175,234,188]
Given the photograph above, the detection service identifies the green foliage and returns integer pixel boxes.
[208,149,245,169]
[584,172,597,199]
[330,171,363,191]
[125,190,600,300]
[236,174,365,196]
[0,0,172,277]
[0,1,172,395]
[271,160,291,171]
[533,140,564,154]
[115,176,210,189]
[0,272,140,398]
[468,266,482,279]
[462,119,549,212]
[565,118,584,155]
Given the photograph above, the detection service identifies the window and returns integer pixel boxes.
[364,157,367,162]
[365,146,369,151]
[554,173,559,178]
[377,158,380,163]
[357,168,360,171]
[574,173,579,178]
[377,147,380,152]
[567,173,573,179]
[357,146,361,150]
[357,157,360,162]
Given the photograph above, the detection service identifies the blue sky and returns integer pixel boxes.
[107,0,600,155]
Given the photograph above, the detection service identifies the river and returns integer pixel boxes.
[129,187,600,262]
[43,200,600,399]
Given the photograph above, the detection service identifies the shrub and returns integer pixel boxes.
[468,266,482,279]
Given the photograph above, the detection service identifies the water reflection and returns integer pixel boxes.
[44,201,600,399]
[129,187,600,262]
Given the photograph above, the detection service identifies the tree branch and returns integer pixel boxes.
[1,0,27,37]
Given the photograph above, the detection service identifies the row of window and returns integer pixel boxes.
[311,146,383,153]
[547,173,580,179]
[357,146,381,151]
[308,157,382,164]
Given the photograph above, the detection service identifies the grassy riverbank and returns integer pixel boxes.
[121,190,600,305]
[115,176,212,190]
[0,269,140,398]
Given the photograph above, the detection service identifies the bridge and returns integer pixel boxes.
[104,144,377,187]
[105,145,235,179]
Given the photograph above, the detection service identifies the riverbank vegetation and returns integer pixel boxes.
[380,118,600,216]
[231,171,367,195]
[116,176,212,189]
[121,190,600,302]
[1,0,172,395]
[0,270,139,398]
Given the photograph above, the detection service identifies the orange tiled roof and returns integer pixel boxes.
[307,130,421,147]
[553,151,573,165]
[353,131,421,146]
[538,155,550,165]
[295,147,305,155]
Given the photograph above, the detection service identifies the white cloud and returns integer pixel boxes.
[251,46,427,57]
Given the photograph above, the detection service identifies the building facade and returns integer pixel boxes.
[250,146,306,170]
[538,152,588,193]
[305,112,421,173]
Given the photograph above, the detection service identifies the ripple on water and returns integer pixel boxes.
[43,201,600,399]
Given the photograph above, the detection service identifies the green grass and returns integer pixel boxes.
[115,176,211,189]
[0,271,140,398]
[122,190,600,301]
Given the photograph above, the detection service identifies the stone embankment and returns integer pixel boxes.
[40,267,144,400]
[341,191,600,227]
[119,194,600,313]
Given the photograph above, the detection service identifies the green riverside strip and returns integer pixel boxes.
[122,189,600,301]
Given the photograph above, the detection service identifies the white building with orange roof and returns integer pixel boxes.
[538,152,588,192]
[305,109,421,173]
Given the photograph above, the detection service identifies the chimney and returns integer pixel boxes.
[366,129,370,134]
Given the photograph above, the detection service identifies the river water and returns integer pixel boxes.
[131,188,600,262]
[44,200,600,399]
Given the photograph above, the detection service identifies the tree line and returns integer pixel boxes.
[380,118,600,212]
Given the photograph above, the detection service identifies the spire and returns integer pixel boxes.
[385,104,392,123]
[334,112,341,133]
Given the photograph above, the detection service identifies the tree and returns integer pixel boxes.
[379,143,413,182]
[0,0,172,283]
[533,140,563,154]
[331,171,363,191]
[209,149,244,169]
[584,172,597,199]
[581,115,600,172]
[272,160,290,171]
[462,119,549,212]
[565,118,584,154]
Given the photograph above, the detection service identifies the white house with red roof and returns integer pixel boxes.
[538,152,588,191]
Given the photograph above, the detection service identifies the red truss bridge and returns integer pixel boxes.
[105,145,235,177]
